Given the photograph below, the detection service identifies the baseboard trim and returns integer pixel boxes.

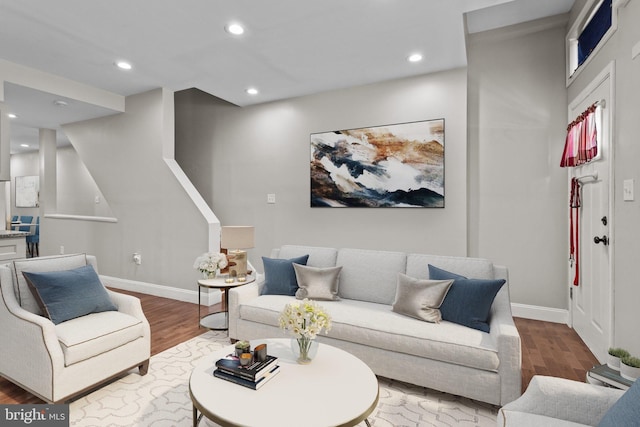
[101,275,222,306]
[511,303,569,324]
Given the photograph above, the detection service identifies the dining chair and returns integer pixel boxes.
[26,216,39,257]
[18,216,33,233]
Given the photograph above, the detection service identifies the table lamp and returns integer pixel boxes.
[221,226,255,282]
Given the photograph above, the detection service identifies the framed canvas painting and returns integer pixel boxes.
[15,175,40,208]
[310,119,444,208]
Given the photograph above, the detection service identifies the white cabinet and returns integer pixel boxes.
[0,234,27,261]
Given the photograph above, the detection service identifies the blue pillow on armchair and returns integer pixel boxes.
[260,255,310,296]
[428,264,505,333]
[599,378,640,426]
[23,264,117,324]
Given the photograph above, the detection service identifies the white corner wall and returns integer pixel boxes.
[176,69,469,271]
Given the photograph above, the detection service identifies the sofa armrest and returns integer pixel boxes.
[490,281,522,406]
[228,277,263,340]
[498,376,624,426]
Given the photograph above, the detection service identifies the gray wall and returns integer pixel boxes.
[11,146,112,218]
[176,69,470,272]
[566,1,640,355]
[42,89,210,291]
[175,17,570,313]
[467,17,569,309]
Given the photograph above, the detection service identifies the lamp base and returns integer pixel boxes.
[227,250,248,280]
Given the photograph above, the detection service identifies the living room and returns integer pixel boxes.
[1,0,639,425]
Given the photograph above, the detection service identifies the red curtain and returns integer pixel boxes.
[560,104,598,167]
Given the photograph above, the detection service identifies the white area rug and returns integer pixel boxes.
[70,331,497,426]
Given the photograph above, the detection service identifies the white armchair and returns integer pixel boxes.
[0,254,150,403]
[498,375,625,426]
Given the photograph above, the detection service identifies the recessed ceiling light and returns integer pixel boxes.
[20,144,29,148]
[408,53,423,63]
[116,61,132,70]
[226,23,245,35]
[246,87,259,95]
[7,113,17,119]
[53,100,68,107]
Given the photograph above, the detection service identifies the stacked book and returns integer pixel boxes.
[213,354,280,390]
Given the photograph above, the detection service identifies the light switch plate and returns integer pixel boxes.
[267,193,276,204]
[623,179,634,201]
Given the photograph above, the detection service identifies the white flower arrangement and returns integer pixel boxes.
[278,298,332,339]
[193,252,228,275]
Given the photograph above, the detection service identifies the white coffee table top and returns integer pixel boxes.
[189,338,379,427]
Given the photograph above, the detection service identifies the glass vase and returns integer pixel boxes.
[291,337,318,364]
[203,270,217,279]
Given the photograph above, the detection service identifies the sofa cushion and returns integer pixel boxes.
[23,265,117,324]
[429,265,505,333]
[406,253,495,280]
[336,248,406,305]
[392,274,453,323]
[277,245,338,268]
[599,379,640,427]
[239,295,500,372]
[260,255,310,296]
[293,264,342,301]
[13,254,88,315]
[56,311,145,366]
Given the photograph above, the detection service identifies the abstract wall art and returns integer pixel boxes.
[310,119,444,208]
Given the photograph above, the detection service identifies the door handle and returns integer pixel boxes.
[594,235,609,245]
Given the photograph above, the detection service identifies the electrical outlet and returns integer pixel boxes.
[60,245,64,254]
[267,193,276,204]
[133,253,142,265]
[623,179,634,201]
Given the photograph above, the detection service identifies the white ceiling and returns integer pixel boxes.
[0,0,574,153]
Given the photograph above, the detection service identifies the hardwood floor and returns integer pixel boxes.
[0,290,598,405]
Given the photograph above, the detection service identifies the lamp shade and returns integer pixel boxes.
[221,226,255,249]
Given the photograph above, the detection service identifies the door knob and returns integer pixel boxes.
[594,235,609,245]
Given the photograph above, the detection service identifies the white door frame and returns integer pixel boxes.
[567,61,615,358]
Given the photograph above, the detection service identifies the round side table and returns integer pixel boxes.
[197,274,255,331]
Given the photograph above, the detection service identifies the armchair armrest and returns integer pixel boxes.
[0,273,66,399]
[107,289,148,322]
[498,376,624,426]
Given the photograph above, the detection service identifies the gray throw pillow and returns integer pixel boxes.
[392,273,453,323]
[293,264,342,301]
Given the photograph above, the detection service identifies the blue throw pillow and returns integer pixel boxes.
[428,264,505,333]
[260,255,310,296]
[599,379,640,426]
[23,265,117,324]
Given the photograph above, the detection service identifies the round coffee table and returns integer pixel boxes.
[189,338,379,427]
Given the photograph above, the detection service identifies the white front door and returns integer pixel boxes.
[569,64,613,363]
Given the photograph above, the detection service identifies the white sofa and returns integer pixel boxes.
[229,245,522,406]
[0,254,151,403]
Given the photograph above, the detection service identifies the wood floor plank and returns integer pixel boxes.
[0,293,599,404]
